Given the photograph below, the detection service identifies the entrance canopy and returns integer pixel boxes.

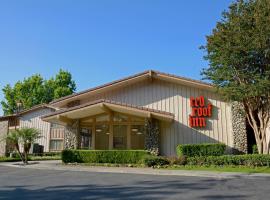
[42,99,174,125]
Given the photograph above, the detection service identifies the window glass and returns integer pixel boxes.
[95,124,109,149]
[130,125,145,149]
[113,113,128,122]
[49,140,63,151]
[80,128,92,149]
[113,125,127,149]
[96,115,109,122]
[51,123,63,128]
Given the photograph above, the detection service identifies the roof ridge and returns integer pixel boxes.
[49,69,212,105]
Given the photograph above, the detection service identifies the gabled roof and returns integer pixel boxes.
[43,99,174,123]
[50,70,213,107]
[0,104,56,121]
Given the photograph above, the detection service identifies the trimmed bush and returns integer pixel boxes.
[141,155,170,167]
[168,156,187,165]
[252,145,258,154]
[62,150,149,164]
[186,154,270,167]
[176,143,226,157]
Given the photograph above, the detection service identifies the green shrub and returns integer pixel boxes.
[62,150,149,164]
[252,145,258,154]
[141,155,170,167]
[0,157,21,162]
[168,156,187,165]
[186,154,270,167]
[176,143,226,157]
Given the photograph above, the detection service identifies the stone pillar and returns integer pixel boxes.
[0,121,8,156]
[145,118,160,155]
[64,120,80,149]
[231,102,248,154]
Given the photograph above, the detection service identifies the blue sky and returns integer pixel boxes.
[0,0,233,115]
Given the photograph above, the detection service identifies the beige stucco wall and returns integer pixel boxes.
[19,108,53,152]
[77,79,233,156]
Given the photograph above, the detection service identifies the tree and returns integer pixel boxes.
[6,128,41,164]
[201,0,270,154]
[1,69,76,115]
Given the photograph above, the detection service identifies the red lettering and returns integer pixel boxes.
[197,108,203,116]
[199,96,205,107]
[191,107,197,116]
[192,117,199,127]
[189,96,212,128]
[195,97,199,107]
[199,117,206,127]
[203,107,208,116]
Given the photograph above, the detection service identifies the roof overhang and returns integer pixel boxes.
[49,70,213,108]
[42,100,174,125]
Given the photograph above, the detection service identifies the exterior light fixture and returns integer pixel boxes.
[96,129,102,132]
[105,132,110,135]
[136,132,143,135]
[131,128,138,132]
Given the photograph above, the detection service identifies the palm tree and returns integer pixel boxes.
[6,128,41,164]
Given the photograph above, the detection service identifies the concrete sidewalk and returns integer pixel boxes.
[1,160,270,179]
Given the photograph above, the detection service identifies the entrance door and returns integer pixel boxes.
[95,124,109,150]
[80,128,92,149]
[113,125,127,149]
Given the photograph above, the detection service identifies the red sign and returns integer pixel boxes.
[189,96,212,127]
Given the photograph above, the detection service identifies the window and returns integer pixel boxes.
[80,128,92,149]
[130,125,145,149]
[96,115,109,122]
[113,125,127,149]
[50,140,63,151]
[113,113,128,122]
[95,124,109,149]
[51,123,64,128]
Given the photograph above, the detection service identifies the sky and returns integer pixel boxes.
[0,0,234,115]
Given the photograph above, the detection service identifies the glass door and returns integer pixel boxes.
[113,125,127,149]
[80,128,92,149]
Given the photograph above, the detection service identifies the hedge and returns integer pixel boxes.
[142,155,170,167]
[62,150,149,164]
[176,143,226,157]
[186,154,270,167]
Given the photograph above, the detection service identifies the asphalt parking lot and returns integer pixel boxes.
[0,165,270,200]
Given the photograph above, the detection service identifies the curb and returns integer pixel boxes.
[1,160,270,179]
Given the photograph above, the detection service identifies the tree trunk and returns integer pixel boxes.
[15,143,25,164]
[245,106,270,154]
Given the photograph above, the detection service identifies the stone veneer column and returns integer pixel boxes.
[231,102,248,154]
[145,118,160,155]
[0,121,8,156]
[64,120,80,149]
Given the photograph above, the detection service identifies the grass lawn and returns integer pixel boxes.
[167,165,270,173]
[0,155,61,162]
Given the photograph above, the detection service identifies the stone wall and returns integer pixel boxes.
[231,102,248,154]
[0,121,8,156]
[64,120,80,149]
[145,118,160,155]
